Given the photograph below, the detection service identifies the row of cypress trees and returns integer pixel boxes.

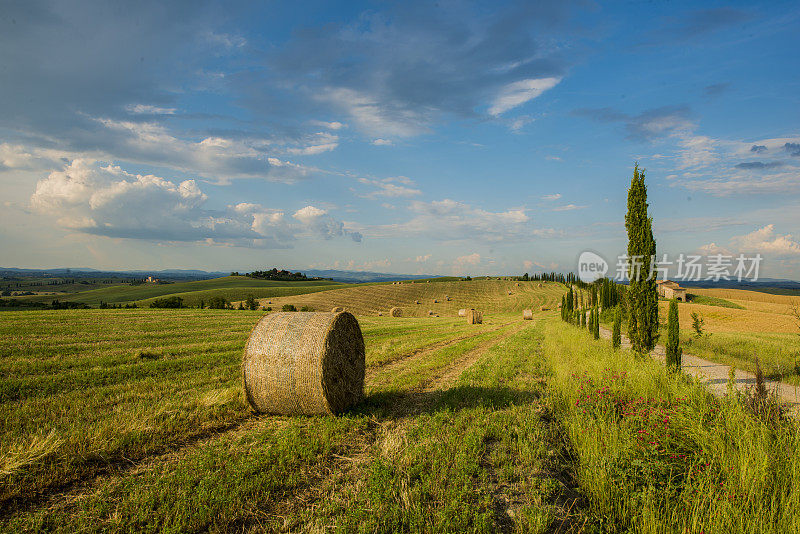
[558,163,682,370]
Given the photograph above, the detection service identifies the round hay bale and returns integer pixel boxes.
[516,282,520,287]
[537,283,543,288]
[415,300,421,304]
[389,307,402,317]
[522,309,533,320]
[242,312,365,415]
[331,306,344,313]
[458,308,467,317]
[378,312,383,316]
[433,299,439,303]
[428,310,435,316]
[445,296,451,301]
[540,305,549,311]
[466,309,482,324]
[507,291,513,295]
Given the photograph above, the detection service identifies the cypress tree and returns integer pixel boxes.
[625,163,658,354]
[612,306,622,349]
[593,307,600,339]
[666,299,682,370]
[561,295,566,321]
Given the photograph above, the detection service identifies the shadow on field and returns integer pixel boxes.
[353,385,541,418]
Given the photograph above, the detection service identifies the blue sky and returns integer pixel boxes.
[1,0,799,277]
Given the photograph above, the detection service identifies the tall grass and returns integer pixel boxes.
[540,317,800,532]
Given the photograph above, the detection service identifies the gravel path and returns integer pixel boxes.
[598,326,800,415]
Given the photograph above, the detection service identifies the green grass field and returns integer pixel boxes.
[13,276,344,307]
[3,284,800,532]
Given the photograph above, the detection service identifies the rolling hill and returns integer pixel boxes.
[252,279,566,317]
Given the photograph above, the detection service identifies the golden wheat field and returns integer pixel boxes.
[666,287,800,334]
[251,279,565,318]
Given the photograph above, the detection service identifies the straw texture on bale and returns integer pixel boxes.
[389,307,402,317]
[331,306,344,313]
[242,312,365,416]
[466,309,483,324]
[522,309,533,320]
[458,308,467,317]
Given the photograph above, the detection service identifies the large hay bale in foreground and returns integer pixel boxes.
[331,306,344,313]
[467,309,482,324]
[522,309,533,320]
[389,307,402,317]
[458,308,467,317]
[242,312,365,415]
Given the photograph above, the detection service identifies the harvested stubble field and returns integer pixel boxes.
[650,287,800,383]
[2,283,800,532]
[253,279,564,317]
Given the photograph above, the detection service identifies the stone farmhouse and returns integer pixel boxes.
[656,280,687,301]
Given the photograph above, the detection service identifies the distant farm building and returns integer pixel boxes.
[145,276,160,283]
[656,280,686,301]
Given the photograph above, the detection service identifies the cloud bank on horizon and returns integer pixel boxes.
[1,0,799,278]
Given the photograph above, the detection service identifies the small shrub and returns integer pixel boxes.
[300,305,314,312]
[282,304,297,312]
[691,312,705,338]
[149,296,183,309]
[207,296,230,309]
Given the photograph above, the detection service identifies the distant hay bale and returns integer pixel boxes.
[433,299,439,303]
[522,309,533,320]
[389,307,402,317]
[458,308,467,317]
[242,312,365,416]
[331,306,344,313]
[516,283,520,287]
[445,296,451,301]
[507,291,513,295]
[538,283,543,288]
[415,300,421,304]
[378,312,383,316]
[428,310,435,316]
[466,309,483,324]
[540,305,549,311]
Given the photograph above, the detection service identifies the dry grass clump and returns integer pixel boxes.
[389,307,403,317]
[467,309,482,324]
[522,309,533,320]
[242,311,365,415]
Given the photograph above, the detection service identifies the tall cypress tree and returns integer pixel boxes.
[666,299,682,370]
[593,307,600,339]
[625,163,658,354]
